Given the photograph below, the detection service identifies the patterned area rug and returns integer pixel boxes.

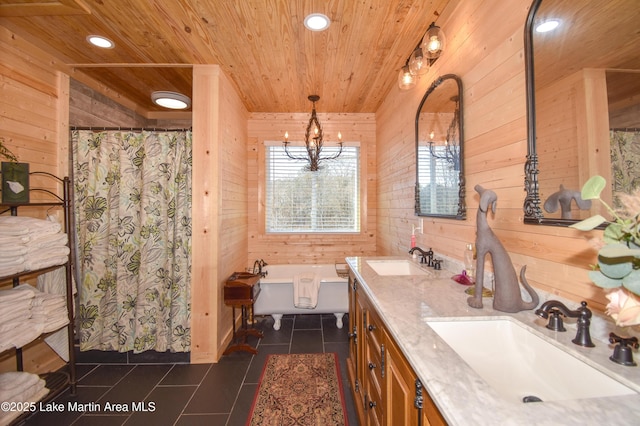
[247,353,348,425]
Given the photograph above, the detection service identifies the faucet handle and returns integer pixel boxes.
[545,308,566,332]
[432,259,442,270]
[609,333,639,366]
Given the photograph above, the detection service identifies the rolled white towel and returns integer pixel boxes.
[0,372,41,400]
[0,372,48,426]
[0,302,32,322]
[0,265,25,276]
[25,255,69,271]
[0,224,29,237]
[0,216,61,235]
[0,235,30,245]
[3,319,44,348]
[0,285,36,303]
[0,255,25,267]
[27,233,68,251]
[0,244,28,255]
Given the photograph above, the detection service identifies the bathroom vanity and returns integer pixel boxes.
[345,256,640,425]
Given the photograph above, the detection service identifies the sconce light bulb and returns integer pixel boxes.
[409,47,429,76]
[284,131,289,141]
[429,131,435,140]
[398,65,416,90]
[427,36,441,54]
[338,132,342,142]
[422,22,446,59]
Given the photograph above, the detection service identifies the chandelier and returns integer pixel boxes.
[429,95,460,170]
[283,95,342,172]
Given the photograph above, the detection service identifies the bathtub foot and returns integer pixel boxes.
[272,314,283,331]
[334,313,345,329]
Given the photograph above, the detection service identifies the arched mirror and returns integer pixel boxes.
[524,0,640,226]
[415,74,465,218]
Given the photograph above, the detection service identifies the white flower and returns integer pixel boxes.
[605,288,640,327]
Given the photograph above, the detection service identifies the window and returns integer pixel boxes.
[265,144,360,233]
[417,145,460,214]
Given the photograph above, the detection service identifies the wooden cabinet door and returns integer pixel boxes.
[347,274,358,390]
[385,332,447,426]
[385,335,419,426]
[347,273,368,419]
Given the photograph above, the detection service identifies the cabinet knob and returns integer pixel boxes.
[368,324,376,332]
[369,400,377,409]
[368,362,376,370]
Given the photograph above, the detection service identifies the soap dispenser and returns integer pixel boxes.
[411,225,417,249]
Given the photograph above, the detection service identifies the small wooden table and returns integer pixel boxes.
[223,272,263,355]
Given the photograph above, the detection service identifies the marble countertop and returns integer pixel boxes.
[346,255,640,426]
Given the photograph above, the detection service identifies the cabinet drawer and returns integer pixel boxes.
[365,306,384,350]
[366,374,383,426]
[366,339,383,396]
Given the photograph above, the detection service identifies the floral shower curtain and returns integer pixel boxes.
[611,129,640,204]
[71,129,192,353]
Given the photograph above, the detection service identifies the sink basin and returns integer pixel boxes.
[426,318,637,403]
[366,260,429,276]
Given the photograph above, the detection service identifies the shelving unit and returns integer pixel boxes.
[0,172,76,422]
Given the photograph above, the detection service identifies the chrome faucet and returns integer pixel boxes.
[253,259,268,277]
[408,247,433,266]
[535,300,594,347]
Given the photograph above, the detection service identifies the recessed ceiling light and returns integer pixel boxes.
[86,35,115,49]
[304,13,330,31]
[151,91,191,110]
[535,19,560,33]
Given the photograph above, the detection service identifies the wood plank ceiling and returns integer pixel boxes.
[0,0,452,114]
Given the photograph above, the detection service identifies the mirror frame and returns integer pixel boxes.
[414,74,466,219]
[523,0,550,226]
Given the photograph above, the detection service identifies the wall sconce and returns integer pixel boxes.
[283,95,343,172]
[398,21,446,91]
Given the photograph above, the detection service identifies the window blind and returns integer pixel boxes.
[417,145,460,214]
[266,145,360,233]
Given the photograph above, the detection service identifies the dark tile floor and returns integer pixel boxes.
[20,313,357,426]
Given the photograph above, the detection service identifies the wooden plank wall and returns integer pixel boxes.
[214,68,249,361]
[0,25,68,375]
[69,79,192,129]
[191,65,249,363]
[247,113,377,266]
[376,0,609,312]
[536,69,612,220]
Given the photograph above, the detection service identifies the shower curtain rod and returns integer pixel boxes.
[71,126,192,132]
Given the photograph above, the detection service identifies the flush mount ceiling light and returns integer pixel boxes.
[535,19,560,33]
[86,35,115,49]
[304,13,331,31]
[151,91,191,110]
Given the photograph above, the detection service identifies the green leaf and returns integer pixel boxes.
[598,261,633,279]
[588,270,623,289]
[622,269,640,295]
[581,175,606,200]
[603,222,626,243]
[599,244,640,258]
[569,214,607,231]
